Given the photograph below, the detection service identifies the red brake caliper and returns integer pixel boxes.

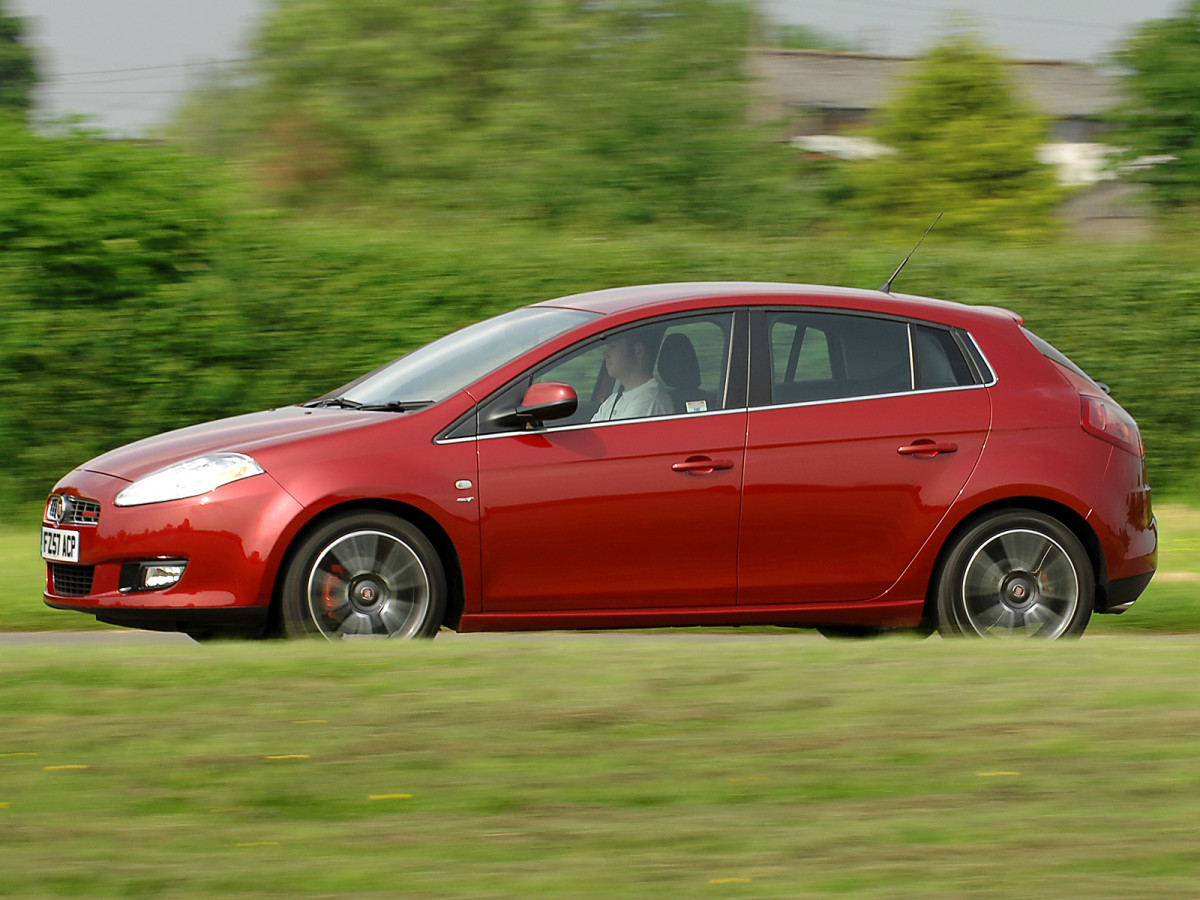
[321,564,346,618]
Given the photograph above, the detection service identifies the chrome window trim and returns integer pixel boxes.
[435,405,749,445]
[743,379,992,415]
[435,316,998,445]
[906,323,917,391]
[957,329,996,385]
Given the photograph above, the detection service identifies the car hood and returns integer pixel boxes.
[81,407,390,482]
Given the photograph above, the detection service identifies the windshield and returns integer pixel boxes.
[337,306,599,407]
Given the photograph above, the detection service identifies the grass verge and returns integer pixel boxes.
[2,635,1199,898]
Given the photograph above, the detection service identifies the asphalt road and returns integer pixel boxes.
[0,628,835,646]
[0,629,1183,646]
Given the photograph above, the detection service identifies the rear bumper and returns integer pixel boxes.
[1097,569,1156,614]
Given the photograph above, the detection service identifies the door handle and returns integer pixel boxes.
[897,441,958,458]
[672,456,735,474]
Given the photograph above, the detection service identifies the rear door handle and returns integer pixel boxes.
[672,456,735,474]
[897,441,959,458]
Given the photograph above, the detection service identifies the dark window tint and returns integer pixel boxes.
[481,312,736,430]
[914,325,976,389]
[768,311,911,404]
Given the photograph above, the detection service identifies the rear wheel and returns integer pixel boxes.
[935,510,1093,639]
[281,512,446,640]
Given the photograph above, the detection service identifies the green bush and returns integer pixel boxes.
[4,208,1196,506]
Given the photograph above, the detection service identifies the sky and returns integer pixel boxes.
[8,0,1187,135]
[768,0,1182,60]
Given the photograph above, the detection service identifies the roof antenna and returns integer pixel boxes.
[879,212,942,294]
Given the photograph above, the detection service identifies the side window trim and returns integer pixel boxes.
[456,308,748,438]
[954,328,995,385]
[750,308,990,410]
[906,323,917,391]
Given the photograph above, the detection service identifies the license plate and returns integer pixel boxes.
[41,527,80,563]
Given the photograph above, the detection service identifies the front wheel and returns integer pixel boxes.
[934,510,1094,640]
[281,512,446,640]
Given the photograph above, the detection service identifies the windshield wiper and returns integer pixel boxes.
[302,396,364,409]
[302,397,432,412]
[356,400,434,412]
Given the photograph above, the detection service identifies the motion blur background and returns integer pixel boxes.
[7,6,1200,897]
[4,0,1200,510]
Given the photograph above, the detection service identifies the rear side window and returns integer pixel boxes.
[766,311,980,405]
[768,311,910,404]
[914,325,976,389]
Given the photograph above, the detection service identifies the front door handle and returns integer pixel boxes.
[672,456,735,475]
[897,441,959,458]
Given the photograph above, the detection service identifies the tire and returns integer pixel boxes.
[280,512,446,641]
[934,510,1094,640]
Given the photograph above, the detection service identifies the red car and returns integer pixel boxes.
[42,282,1156,641]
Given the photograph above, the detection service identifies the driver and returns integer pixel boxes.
[592,328,674,421]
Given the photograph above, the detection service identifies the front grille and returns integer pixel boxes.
[45,495,101,527]
[51,564,95,597]
[66,499,101,526]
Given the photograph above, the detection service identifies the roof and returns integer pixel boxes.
[749,48,1121,118]
[535,281,1019,329]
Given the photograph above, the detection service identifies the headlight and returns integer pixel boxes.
[114,453,265,507]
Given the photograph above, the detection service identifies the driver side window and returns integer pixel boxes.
[530,312,734,425]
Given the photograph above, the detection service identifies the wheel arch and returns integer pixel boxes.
[268,499,465,636]
[922,496,1107,628]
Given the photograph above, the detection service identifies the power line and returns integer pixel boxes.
[51,89,202,96]
[44,57,250,83]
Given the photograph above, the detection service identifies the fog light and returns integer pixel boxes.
[143,563,186,590]
[119,559,187,593]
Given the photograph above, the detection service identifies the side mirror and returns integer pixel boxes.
[515,382,578,423]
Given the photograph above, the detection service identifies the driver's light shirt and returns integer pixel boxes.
[592,378,674,421]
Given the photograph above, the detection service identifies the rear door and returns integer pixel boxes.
[738,309,991,605]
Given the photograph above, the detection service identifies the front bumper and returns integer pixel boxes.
[43,467,305,632]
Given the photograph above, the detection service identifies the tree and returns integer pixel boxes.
[175,0,780,227]
[0,119,243,503]
[0,0,35,117]
[1112,1,1200,206]
[846,31,1060,238]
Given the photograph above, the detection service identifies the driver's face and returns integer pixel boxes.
[603,336,637,381]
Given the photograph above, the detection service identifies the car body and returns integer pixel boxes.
[42,282,1157,640]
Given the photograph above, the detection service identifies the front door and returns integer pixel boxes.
[476,311,746,612]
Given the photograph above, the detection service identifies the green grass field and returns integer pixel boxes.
[3,507,1200,897]
[3,636,1200,898]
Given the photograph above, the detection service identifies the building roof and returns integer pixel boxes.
[750,48,1121,118]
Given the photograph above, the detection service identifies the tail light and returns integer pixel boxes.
[1081,394,1143,457]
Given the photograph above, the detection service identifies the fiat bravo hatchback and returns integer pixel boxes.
[42,282,1156,641]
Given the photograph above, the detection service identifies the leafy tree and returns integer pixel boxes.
[175,0,781,227]
[846,32,1060,238]
[0,120,242,503]
[0,0,35,117]
[1112,1,1200,206]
